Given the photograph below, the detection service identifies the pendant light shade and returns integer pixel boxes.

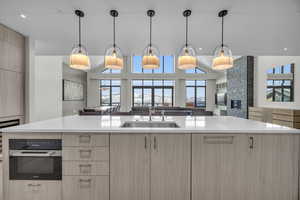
[177,10,198,70]
[104,10,124,70]
[142,10,160,69]
[212,10,233,71]
[69,10,90,70]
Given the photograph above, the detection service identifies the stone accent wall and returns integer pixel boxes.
[227,56,254,119]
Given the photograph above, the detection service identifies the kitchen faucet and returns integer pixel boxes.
[161,110,165,121]
[149,107,155,121]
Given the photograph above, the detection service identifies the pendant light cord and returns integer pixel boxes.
[185,15,188,47]
[113,16,116,48]
[221,15,224,48]
[78,16,81,47]
[149,16,152,47]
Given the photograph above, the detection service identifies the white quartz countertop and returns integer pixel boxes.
[2,115,300,134]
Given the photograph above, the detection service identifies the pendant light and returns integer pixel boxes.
[104,10,124,70]
[69,10,90,70]
[212,10,233,71]
[177,9,198,70]
[142,10,160,70]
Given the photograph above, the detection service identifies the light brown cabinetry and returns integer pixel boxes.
[192,135,248,200]
[0,24,25,119]
[247,135,299,200]
[62,176,108,200]
[150,134,190,200]
[110,134,190,200]
[110,134,150,200]
[249,107,300,129]
[0,69,24,117]
[192,134,299,200]
[62,133,109,200]
[8,181,61,200]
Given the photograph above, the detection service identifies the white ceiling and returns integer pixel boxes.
[0,0,300,56]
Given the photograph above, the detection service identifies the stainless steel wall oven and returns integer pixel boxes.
[9,139,62,180]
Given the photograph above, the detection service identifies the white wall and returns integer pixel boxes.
[254,56,300,109]
[33,56,63,121]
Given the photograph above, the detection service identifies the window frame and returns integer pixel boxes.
[266,63,294,102]
[267,80,294,102]
[185,80,206,108]
[132,80,174,107]
[99,80,121,106]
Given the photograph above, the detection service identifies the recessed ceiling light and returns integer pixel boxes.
[283,48,288,51]
[20,14,27,19]
[199,47,203,51]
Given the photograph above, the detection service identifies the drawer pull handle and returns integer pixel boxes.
[203,136,234,144]
[79,164,92,173]
[249,136,254,149]
[79,179,92,188]
[154,136,158,150]
[79,135,91,144]
[28,183,41,187]
[79,149,92,158]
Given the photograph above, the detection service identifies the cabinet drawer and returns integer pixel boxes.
[63,134,108,147]
[8,180,61,200]
[63,161,109,176]
[63,147,109,161]
[272,114,294,122]
[272,109,294,116]
[63,176,109,200]
[272,120,294,128]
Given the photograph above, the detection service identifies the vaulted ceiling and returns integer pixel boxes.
[1,0,299,55]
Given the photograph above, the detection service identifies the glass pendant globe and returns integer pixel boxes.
[142,44,160,69]
[212,45,233,70]
[177,45,198,70]
[104,45,124,70]
[69,45,90,70]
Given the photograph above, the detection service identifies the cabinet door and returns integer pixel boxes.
[151,134,190,200]
[63,176,108,200]
[247,135,299,200]
[110,134,150,200]
[0,70,24,117]
[192,135,248,200]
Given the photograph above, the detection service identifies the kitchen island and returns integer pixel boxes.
[2,115,300,200]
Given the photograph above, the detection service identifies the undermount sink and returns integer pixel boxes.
[120,121,180,128]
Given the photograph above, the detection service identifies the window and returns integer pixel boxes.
[132,56,174,73]
[99,80,121,106]
[267,80,293,102]
[266,63,294,102]
[267,64,293,74]
[185,67,206,74]
[185,80,206,107]
[132,80,174,107]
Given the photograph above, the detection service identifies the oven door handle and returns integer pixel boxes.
[9,150,62,157]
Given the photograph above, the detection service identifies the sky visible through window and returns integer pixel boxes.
[132,56,174,73]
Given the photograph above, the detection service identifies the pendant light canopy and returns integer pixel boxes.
[142,10,160,70]
[69,10,90,70]
[212,10,233,71]
[104,10,124,70]
[177,10,198,70]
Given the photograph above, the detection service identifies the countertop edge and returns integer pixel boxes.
[2,129,300,134]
